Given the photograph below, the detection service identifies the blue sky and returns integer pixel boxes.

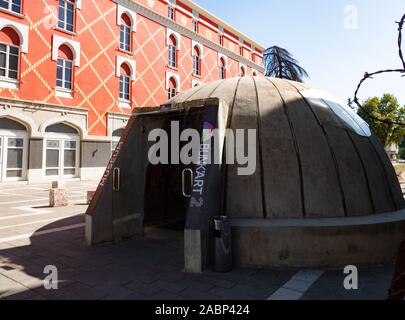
[194,0,405,105]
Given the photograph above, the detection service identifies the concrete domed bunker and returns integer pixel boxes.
[86,77,405,273]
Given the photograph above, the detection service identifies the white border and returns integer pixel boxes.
[218,53,228,67]
[192,40,203,58]
[117,3,137,31]
[52,35,81,67]
[0,17,29,53]
[166,71,180,91]
[116,56,136,81]
[166,28,181,49]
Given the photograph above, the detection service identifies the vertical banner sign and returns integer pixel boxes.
[185,105,222,231]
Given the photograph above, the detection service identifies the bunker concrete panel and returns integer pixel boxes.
[370,136,405,210]
[170,80,222,104]
[255,77,303,218]
[112,118,151,241]
[181,80,223,102]
[231,213,405,268]
[350,134,395,213]
[209,77,241,108]
[226,76,263,219]
[324,126,374,216]
[271,79,345,218]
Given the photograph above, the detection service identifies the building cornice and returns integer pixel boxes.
[162,0,265,52]
[114,0,264,72]
[0,97,89,116]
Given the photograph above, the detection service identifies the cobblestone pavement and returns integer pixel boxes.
[0,181,395,300]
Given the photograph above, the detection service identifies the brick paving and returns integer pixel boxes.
[0,181,396,300]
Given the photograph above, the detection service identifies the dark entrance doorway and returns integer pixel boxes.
[144,112,203,232]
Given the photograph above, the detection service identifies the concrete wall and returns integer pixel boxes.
[231,213,405,268]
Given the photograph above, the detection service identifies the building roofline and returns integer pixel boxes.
[180,0,265,52]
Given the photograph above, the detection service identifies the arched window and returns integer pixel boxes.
[192,46,201,76]
[44,123,80,178]
[120,13,132,52]
[240,66,246,77]
[219,57,226,80]
[253,71,257,77]
[168,35,177,68]
[58,0,75,33]
[0,0,22,14]
[168,76,177,99]
[119,63,131,102]
[56,44,74,91]
[0,27,20,81]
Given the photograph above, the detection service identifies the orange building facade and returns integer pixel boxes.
[0,0,264,184]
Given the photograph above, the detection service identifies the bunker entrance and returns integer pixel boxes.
[144,112,204,232]
[86,100,227,273]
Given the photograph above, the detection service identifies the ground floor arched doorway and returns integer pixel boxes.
[0,118,28,183]
[43,123,80,180]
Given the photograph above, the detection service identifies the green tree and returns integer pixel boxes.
[263,46,308,83]
[358,94,405,147]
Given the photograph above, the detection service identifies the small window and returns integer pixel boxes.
[167,77,177,99]
[168,35,177,68]
[251,53,255,62]
[120,14,132,52]
[240,66,245,77]
[0,0,21,14]
[119,75,130,101]
[192,46,201,76]
[56,58,73,90]
[219,58,226,80]
[240,46,243,57]
[168,6,174,21]
[219,35,223,46]
[192,20,198,33]
[58,0,75,33]
[0,43,19,80]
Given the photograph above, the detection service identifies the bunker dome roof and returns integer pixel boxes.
[166,77,405,219]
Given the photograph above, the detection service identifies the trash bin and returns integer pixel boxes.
[212,216,232,272]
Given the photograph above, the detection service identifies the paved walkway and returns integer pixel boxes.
[0,181,395,300]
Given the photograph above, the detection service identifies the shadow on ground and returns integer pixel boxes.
[0,216,298,300]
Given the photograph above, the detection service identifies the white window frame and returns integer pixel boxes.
[0,42,19,83]
[56,57,73,92]
[219,35,223,46]
[0,0,22,14]
[168,6,174,21]
[58,0,75,33]
[192,53,200,76]
[168,43,177,68]
[192,20,198,33]
[119,74,130,102]
[43,133,80,180]
[0,130,28,183]
[168,87,176,100]
[120,22,131,52]
[219,65,226,80]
